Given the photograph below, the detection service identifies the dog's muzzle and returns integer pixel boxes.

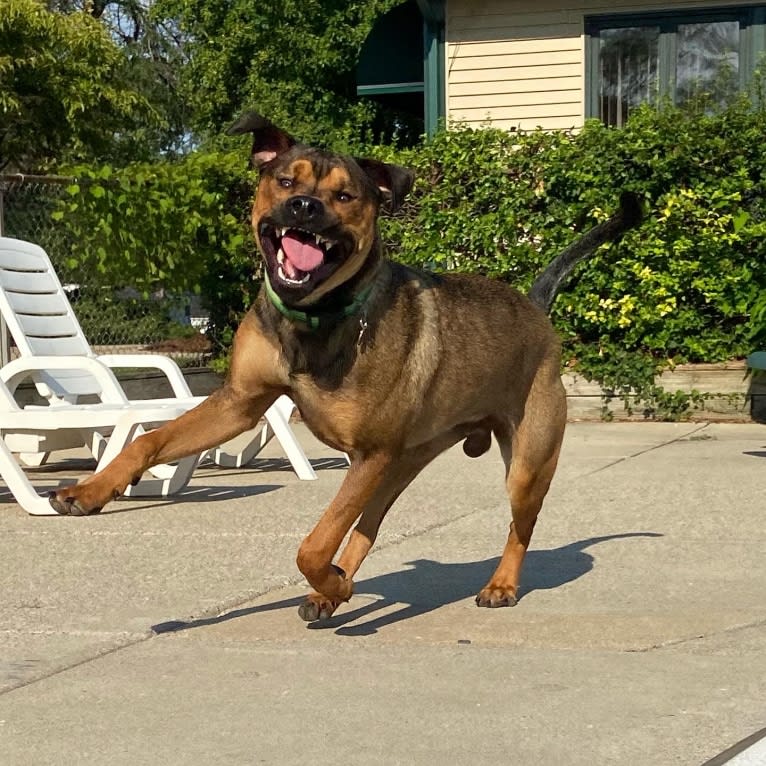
[260,223,338,286]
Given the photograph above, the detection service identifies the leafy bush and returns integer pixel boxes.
[0,0,165,171]
[56,149,258,350]
[377,99,766,416]
[53,98,766,417]
[71,288,196,347]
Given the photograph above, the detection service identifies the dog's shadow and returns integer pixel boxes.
[326,531,661,635]
[153,531,661,637]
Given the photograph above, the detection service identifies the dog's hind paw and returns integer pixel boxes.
[475,586,518,608]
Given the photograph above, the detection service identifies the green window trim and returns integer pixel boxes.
[585,6,766,123]
[423,12,445,136]
[357,82,424,95]
[355,0,445,137]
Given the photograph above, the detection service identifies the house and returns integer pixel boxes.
[358,0,766,134]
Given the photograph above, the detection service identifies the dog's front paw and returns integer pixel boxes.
[298,592,344,622]
[48,484,118,516]
[475,586,518,608]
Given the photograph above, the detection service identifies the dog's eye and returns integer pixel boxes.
[278,177,293,189]
[336,191,353,203]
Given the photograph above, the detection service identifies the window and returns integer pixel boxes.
[356,0,445,139]
[586,7,766,126]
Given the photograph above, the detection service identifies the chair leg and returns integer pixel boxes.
[264,396,317,481]
[211,396,317,480]
[89,431,108,461]
[18,451,49,467]
[122,453,202,497]
[210,420,272,468]
[0,438,59,515]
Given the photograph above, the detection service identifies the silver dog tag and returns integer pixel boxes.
[357,315,369,348]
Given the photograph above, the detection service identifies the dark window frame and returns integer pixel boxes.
[585,5,766,123]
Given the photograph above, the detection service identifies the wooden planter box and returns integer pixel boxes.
[564,361,766,422]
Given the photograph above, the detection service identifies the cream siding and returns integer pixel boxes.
[446,0,761,131]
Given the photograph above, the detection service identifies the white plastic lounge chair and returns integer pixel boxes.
[0,236,317,480]
[0,356,200,515]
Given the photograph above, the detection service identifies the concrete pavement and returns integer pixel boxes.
[1,422,765,765]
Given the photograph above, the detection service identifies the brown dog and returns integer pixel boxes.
[50,113,640,621]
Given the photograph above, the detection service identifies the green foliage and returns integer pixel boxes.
[376,99,766,418]
[55,150,258,346]
[2,1,417,166]
[52,98,766,420]
[375,126,571,282]
[553,102,766,415]
[151,0,405,148]
[0,0,162,171]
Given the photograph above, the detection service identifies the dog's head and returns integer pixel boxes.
[228,112,415,307]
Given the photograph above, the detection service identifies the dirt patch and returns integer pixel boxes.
[146,334,212,353]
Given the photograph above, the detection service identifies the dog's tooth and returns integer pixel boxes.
[277,265,310,286]
[277,247,285,264]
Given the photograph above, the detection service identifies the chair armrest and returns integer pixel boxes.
[98,354,193,398]
[0,356,128,403]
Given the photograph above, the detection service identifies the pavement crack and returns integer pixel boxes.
[625,615,766,653]
[585,422,710,477]
[369,508,482,556]
[0,631,154,696]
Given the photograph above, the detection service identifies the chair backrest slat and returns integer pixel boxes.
[0,237,100,397]
[15,313,80,339]
[0,244,49,271]
[5,291,71,316]
[24,336,91,356]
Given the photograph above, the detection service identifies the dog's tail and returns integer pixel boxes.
[528,192,643,314]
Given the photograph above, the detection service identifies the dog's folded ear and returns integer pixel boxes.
[355,158,415,213]
[227,112,296,170]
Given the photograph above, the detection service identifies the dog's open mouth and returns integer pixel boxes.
[260,225,339,287]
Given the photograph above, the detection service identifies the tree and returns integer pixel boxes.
[0,0,175,171]
[152,0,406,148]
[47,1,191,155]
[49,1,156,44]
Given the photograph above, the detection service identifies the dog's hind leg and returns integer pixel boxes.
[476,369,566,607]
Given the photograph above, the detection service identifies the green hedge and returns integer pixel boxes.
[56,98,766,416]
[378,99,766,416]
[57,151,257,352]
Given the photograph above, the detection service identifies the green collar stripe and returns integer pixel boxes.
[263,273,373,329]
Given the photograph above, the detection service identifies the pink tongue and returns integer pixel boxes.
[281,232,324,272]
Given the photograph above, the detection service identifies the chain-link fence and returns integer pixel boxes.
[0,174,211,366]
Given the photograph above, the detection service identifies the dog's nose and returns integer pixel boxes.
[289,195,322,220]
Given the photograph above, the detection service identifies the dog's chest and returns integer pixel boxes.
[289,380,366,453]
[287,359,405,454]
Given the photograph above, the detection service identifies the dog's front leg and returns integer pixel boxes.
[296,434,461,622]
[49,386,280,516]
[296,452,395,621]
